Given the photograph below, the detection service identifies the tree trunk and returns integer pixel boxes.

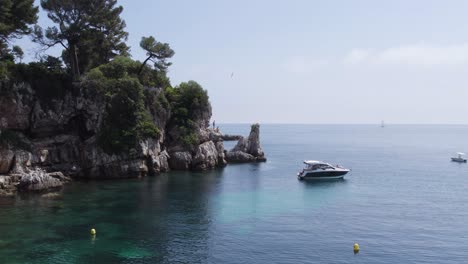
[70,44,81,80]
[138,56,152,75]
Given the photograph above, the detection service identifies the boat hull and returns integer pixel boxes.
[298,170,349,180]
[451,158,467,163]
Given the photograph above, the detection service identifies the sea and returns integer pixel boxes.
[1,124,468,263]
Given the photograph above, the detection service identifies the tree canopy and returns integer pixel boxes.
[166,81,210,147]
[139,36,175,74]
[0,0,38,42]
[33,0,129,78]
[0,0,38,60]
[0,0,214,156]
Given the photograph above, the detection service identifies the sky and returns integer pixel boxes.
[16,0,468,124]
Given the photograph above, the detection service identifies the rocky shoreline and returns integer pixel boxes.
[0,81,266,196]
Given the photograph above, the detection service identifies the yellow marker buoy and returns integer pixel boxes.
[353,243,360,253]
[90,228,96,235]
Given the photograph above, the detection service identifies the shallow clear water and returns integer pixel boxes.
[1,124,468,263]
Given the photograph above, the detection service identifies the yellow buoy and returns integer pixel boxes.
[90,228,96,235]
[353,243,360,253]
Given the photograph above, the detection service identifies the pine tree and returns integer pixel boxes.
[139,36,175,75]
[0,0,38,60]
[33,0,129,79]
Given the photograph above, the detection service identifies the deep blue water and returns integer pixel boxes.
[1,124,468,263]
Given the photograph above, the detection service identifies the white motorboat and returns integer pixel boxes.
[451,152,467,163]
[297,160,350,180]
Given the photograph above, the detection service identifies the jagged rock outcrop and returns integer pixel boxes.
[165,128,228,171]
[215,141,227,166]
[0,149,14,174]
[225,151,256,163]
[0,81,173,179]
[192,141,219,170]
[0,79,265,195]
[0,82,34,131]
[0,149,71,195]
[226,123,267,163]
[0,175,20,196]
[16,169,70,191]
[168,151,192,170]
[148,150,170,174]
[191,131,228,170]
[79,138,169,179]
[221,134,243,141]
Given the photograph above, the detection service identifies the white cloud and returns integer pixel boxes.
[344,43,468,66]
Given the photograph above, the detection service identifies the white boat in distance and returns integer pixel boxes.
[451,152,467,163]
[297,160,350,180]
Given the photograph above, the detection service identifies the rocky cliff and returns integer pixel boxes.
[226,123,267,163]
[0,80,264,195]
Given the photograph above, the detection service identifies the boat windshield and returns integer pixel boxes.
[306,163,334,170]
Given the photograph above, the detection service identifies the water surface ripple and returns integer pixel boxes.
[1,124,468,263]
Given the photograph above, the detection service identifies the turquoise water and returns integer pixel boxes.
[1,124,468,263]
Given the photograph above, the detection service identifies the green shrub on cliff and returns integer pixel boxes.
[87,60,160,154]
[0,0,214,157]
[166,81,210,147]
[87,56,170,88]
[3,60,71,105]
[166,81,209,122]
[96,78,160,154]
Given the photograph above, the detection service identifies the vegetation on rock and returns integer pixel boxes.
[139,36,175,74]
[166,81,210,147]
[0,0,212,156]
[33,0,129,79]
[0,0,38,42]
[0,0,38,74]
[7,60,71,103]
[86,58,160,154]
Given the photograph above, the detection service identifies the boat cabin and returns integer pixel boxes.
[303,160,335,170]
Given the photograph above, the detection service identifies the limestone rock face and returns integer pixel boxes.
[192,141,219,170]
[16,169,70,191]
[0,79,267,195]
[0,149,14,174]
[245,124,265,158]
[208,129,223,142]
[225,151,255,163]
[227,123,266,163]
[167,128,229,171]
[221,134,242,141]
[0,81,174,182]
[150,150,170,173]
[0,175,20,196]
[169,151,192,170]
[215,141,227,166]
[78,138,169,179]
[0,81,34,131]
[11,150,33,174]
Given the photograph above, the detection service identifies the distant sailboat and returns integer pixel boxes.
[381,120,385,128]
